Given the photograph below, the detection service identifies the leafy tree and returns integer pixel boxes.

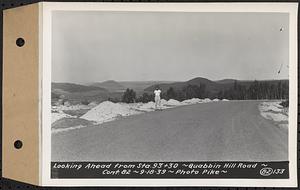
[137,93,154,103]
[217,80,289,100]
[175,90,185,101]
[122,88,136,103]
[183,84,200,99]
[81,100,90,105]
[198,83,206,98]
[166,87,177,100]
[217,90,224,99]
[182,83,206,99]
[281,82,289,99]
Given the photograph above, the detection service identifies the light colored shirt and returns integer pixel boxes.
[154,89,161,97]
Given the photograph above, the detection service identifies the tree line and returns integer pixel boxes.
[219,80,288,100]
[116,80,288,103]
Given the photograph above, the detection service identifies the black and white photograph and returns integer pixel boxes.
[42,2,298,187]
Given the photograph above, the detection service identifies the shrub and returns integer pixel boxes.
[51,92,60,99]
[81,100,90,105]
[122,88,136,103]
[166,87,177,100]
[280,100,289,108]
[108,97,120,103]
[137,93,154,103]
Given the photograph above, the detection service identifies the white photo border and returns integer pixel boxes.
[41,2,298,187]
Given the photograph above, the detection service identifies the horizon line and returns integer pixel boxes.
[52,77,289,85]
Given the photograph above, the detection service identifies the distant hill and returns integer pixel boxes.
[145,77,223,94]
[119,81,176,94]
[52,78,289,105]
[52,83,109,104]
[145,77,288,95]
[52,83,107,93]
[90,80,125,92]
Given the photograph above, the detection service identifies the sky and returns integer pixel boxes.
[52,11,289,83]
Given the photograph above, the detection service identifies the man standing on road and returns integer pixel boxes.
[154,86,162,110]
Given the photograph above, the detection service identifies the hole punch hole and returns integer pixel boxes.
[14,140,23,149]
[16,38,25,47]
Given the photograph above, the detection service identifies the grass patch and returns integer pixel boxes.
[62,109,90,117]
[52,118,94,129]
[280,100,289,108]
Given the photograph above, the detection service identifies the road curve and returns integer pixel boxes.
[52,100,288,161]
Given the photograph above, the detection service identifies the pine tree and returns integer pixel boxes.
[166,87,177,100]
[122,88,136,103]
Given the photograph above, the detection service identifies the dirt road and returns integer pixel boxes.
[52,101,288,161]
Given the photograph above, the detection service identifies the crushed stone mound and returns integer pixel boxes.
[52,112,75,123]
[160,99,168,106]
[259,102,283,112]
[119,103,141,110]
[182,98,202,104]
[166,99,182,106]
[261,112,288,122]
[80,101,141,123]
[53,96,228,130]
[212,98,220,102]
[132,100,169,111]
[88,101,99,107]
[258,101,288,129]
[135,101,156,111]
[52,104,93,112]
[222,99,229,101]
[202,98,211,103]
